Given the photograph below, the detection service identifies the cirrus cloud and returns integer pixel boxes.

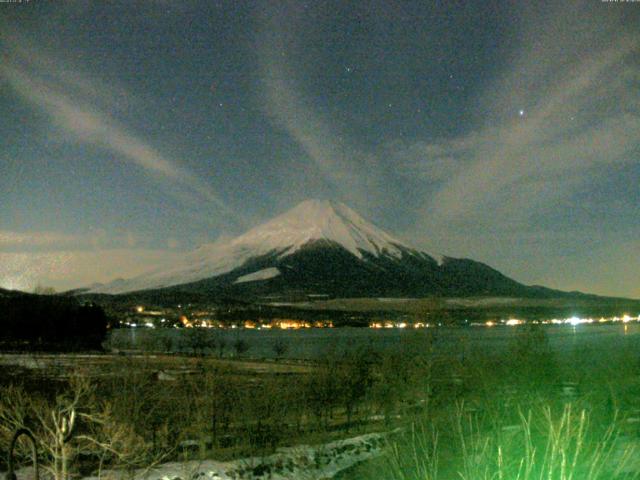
[0,28,237,220]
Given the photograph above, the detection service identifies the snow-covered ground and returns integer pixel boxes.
[4,432,387,480]
[82,432,386,480]
[7,428,640,480]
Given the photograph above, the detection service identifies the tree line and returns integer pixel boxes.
[0,293,108,350]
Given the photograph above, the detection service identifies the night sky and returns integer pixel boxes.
[1,1,639,298]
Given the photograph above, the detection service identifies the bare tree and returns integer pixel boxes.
[185,328,209,356]
[0,376,84,480]
[214,331,227,358]
[0,374,156,480]
[233,338,250,357]
[159,329,174,353]
[272,340,289,360]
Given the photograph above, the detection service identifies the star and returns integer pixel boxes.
[345,66,353,73]
[519,109,525,117]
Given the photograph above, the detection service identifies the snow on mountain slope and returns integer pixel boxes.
[90,200,440,294]
[233,267,281,284]
[230,199,407,259]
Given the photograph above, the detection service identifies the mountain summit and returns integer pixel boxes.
[90,200,531,298]
[230,199,411,260]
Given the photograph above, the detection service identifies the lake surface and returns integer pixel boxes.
[109,322,640,361]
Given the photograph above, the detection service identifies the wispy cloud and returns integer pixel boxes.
[401,3,639,234]
[0,229,143,251]
[0,231,80,248]
[0,249,183,292]
[0,28,236,219]
[389,137,478,183]
[256,3,374,208]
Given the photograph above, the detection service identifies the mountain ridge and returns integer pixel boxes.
[86,200,605,300]
[89,199,444,294]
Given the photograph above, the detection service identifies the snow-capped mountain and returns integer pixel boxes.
[89,199,529,297]
[230,199,411,261]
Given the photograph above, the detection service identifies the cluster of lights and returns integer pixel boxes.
[128,304,638,330]
[479,314,639,327]
[369,322,431,329]
[122,321,162,329]
[125,310,334,329]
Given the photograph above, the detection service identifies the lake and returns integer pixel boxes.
[108,322,640,361]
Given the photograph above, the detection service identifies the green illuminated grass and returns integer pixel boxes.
[382,402,639,480]
[345,326,640,479]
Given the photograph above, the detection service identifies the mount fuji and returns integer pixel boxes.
[88,200,551,298]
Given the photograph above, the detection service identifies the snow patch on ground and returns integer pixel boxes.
[234,268,280,284]
[81,432,387,480]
